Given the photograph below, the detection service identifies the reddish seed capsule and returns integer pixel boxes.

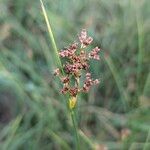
[89,47,100,60]
[61,76,69,83]
[61,86,69,94]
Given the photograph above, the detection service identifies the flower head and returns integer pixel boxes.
[54,29,101,100]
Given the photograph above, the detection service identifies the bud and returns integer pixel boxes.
[54,68,60,76]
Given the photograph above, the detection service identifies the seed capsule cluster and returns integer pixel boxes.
[54,29,100,97]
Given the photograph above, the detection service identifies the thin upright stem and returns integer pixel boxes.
[70,109,80,150]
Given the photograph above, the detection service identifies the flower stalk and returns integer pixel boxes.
[70,107,79,150]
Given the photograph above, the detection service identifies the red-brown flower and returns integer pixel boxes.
[79,29,93,48]
[89,47,101,60]
[54,29,100,97]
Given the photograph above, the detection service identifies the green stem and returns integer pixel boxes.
[70,109,79,150]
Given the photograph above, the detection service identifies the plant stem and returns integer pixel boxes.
[70,109,79,150]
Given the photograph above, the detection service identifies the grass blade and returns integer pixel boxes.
[134,3,144,97]
[104,55,129,111]
[40,0,63,70]
[143,129,150,150]
[143,72,150,96]
[2,116,22,150]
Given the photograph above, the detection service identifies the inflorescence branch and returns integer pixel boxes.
[54,29,101,109]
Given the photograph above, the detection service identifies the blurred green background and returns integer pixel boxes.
[0,0,150,149]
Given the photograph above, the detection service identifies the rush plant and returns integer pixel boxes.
[40,1,100,149]
[54,30,100,149]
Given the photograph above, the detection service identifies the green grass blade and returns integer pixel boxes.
[104,55,129,111]
[143,72,150,96]
[47,130,71,150]
[40,0,63,70]
[2,116,22,150]
[79,130,95,149]
[143,129,150,150]
[134,4,144,97]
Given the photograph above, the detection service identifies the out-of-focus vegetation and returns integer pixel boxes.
[0,0,150,149]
